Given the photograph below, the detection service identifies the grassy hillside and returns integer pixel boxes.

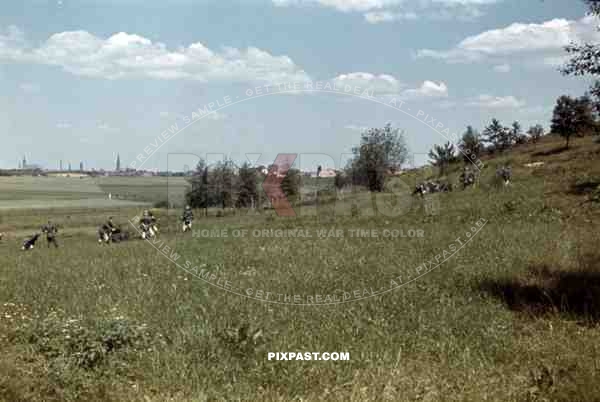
[0,134,599,401]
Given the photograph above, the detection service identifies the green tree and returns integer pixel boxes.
[551,95,597,148]
[186,159,209,209]
[561,1,600,112]
[428,141,457,176]
[209,159,236,209]
[281,168,301,203]
[510,121,528,145]
[459,126,482,163]
[483,118,512,152]
[236,162,258,208]
[349,123,409,192]
[527,124,545,143]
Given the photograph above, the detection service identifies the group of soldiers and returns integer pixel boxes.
[414,165,512,197]
[17,206,195,251]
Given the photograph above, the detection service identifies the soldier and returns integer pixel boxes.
[182,205,194,232]
[140,211,155,239]
[98,217,119,244]
[413,182,426,197]
[98,225,109,244]
[41,220,59,248]
[497,166,512,186]
[22,233,40,250]
[108,217,123,236]
[149,210,159,234]
[461,167,475,190]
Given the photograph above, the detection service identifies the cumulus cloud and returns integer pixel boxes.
[401,80,448,99]
[364,11,418,23]
[273,0,499,22]
[328,73,448,99]
[272,0,403,12]
[0,28,310,84]
[344,124,371,131]
[330,72,403,94]
[466,94,525,109]
[416,15,600,66]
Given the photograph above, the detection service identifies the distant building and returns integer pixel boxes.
[116,154,121,171]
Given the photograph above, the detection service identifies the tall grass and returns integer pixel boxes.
[0,135,599,401]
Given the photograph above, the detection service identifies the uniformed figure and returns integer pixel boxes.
[182,205,194,232]
[41,220,59,248]
[98,226,110,244]
[461,167,475,189]
[140,211,155,239]
[22,233,40,250]
[148,210,159,234]
[107,217,117,231]
[97,217,118,244]
[497,166,512,186]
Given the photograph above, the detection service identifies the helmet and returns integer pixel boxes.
[143,210,149,216]
[186,205,190,210]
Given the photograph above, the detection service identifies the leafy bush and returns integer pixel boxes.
[19,313,152,370]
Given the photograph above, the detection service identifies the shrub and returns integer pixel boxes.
[19,313,153,370]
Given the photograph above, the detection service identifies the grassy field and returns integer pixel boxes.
[0,176,190,209]
[0,135,600,401]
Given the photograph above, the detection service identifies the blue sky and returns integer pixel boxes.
[0,0,597,171]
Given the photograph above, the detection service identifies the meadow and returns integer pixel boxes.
[0,135,599,401]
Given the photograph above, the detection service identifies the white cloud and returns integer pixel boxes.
[428,4,485,21]
[0,28,311,84]
[328,72,448,101]
[331,72,403,94]
[274,0,498,21]
[416,15,600,65]
[344,124,370,131]
[492,64,511,73]
[272,0,403,12]
[466,94,525,109]
[401,80,448,99]
[364,11,418,23]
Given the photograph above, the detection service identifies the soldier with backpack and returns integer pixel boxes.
[182,205,194,232]
[41,220,59,248]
